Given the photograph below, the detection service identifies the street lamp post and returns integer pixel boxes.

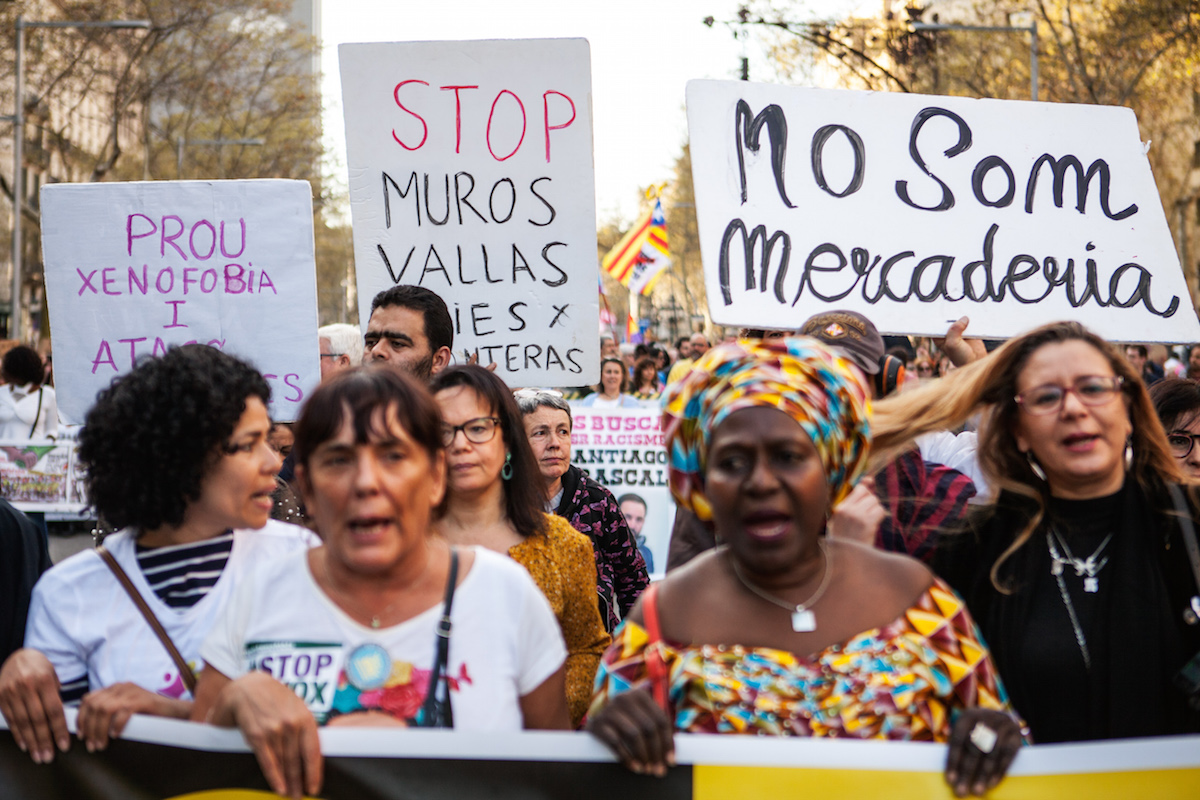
[176,137,266,179]
[9,16,151,341]
[910,20,1039,102]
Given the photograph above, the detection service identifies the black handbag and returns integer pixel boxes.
[409,548,459,728]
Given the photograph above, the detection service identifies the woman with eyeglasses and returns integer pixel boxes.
[1149,378,1200,478]
[430,367,610,728]
[871,321,1200,744]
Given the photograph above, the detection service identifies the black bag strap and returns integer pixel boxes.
[414,547,459,727]
[1167,483,1200,595]
[27,387,42,439]
[96,545,197,694]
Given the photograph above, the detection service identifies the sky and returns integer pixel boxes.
[318,0,843,225]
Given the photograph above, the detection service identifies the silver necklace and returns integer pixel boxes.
[1045,530,1101,670]
[1048,527,1113,593]
[729,539,833,632]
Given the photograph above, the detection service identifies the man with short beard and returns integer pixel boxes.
[363,285,453,381]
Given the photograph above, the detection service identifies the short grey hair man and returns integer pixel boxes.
[318,323,364,381]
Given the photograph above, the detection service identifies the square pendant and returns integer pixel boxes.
[1084,577,1099,593]
[791,609,816,632]
[1051,560,1063,576]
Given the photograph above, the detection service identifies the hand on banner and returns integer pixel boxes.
[827,478,884,546]
[587,688,675,777]
[934,317,988,368]
[211,671,322,800]
[0,648,70,763]
[944,708,1023,797]
[464,350,499,372]
[76,682,190,752]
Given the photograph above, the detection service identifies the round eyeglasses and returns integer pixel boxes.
[1167,431,1200,458]
[441,416,500,447]
[1014,376,1123,416]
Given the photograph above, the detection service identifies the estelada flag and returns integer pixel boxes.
[602,198,670,296]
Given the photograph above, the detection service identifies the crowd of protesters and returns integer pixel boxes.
[0,282,1198,798]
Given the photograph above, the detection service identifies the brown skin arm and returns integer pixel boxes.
[945,708,1023,797]
[192,667,323,800]
[519,666,571,730]
[0,648,69,763]
[77,683,190,752]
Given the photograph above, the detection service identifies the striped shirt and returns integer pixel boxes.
[135,532,235,609]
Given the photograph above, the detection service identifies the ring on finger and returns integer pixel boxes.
[969,721,998,754]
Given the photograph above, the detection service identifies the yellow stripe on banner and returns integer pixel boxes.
[694,765,1200,800]
[167,791,320,800]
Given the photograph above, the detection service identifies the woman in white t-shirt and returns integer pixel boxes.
[576,357,641,409]
[0,345,313,764]
[0,345,58,439]
[191,367,569,799]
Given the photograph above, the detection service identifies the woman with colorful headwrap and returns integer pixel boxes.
[586,338,1023,797]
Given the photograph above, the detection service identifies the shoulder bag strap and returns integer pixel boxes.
[416,547,459,727]
[640,583,669,711]
[27,387,42,439]
[1167,484,1200,594]
[96,545,197,694]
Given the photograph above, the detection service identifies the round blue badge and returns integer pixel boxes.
[345,643,392,691]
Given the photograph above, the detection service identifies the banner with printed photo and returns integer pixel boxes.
[570,405,673,576]
[0,439,84,513]
[3,711,1198,799]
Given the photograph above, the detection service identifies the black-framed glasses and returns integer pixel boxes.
[441,417,500,447]
[1167,431,1200,458]
[1014,375,1124,416]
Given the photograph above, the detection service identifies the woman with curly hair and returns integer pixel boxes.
[0,345,314,764]
[0,344,57,439]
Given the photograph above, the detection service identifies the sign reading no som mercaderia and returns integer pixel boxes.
[341,39,600,385]
[41,180,320,421]
[686,80,1200,343]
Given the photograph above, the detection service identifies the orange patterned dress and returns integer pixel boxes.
[589,578,1013,739]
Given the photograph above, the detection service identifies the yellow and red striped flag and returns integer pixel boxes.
[602,198,670,296]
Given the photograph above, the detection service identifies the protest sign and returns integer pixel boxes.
[686,80,1200,343]
[340,39,600,385]
[570,405,673,576]
[41,180,320,422]
[3,711,1198,799]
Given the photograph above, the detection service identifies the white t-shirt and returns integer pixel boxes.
[200,546,566,730]
[24,520,317,702]
[0,383,58,439]
[917,430,991,503]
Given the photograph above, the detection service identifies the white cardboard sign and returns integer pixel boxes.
[41,180,320,421]
[687,80,1200,343]
[340,39,600,384]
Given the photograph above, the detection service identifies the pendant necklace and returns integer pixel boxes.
[1047,527,1112,593]
[730,539,833,633]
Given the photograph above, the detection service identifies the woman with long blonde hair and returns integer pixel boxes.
[871,321,1200,743]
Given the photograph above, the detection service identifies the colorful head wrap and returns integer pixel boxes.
[662,337,872,521]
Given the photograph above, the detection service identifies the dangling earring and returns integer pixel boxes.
[1026,452,1047,481]
[1125,439,1133,470]
[501,452,513,481]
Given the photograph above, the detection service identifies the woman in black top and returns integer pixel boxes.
[872,321,1200,743]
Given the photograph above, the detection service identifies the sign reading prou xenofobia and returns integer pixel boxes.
[686,80,1200,343]
[340,38,600,385]
[41,180,320,422]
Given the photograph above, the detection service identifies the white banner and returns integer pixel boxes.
[686,80,1200,343]
[340,39,600,385]
[570,405,673,577]
[41,180,320,421]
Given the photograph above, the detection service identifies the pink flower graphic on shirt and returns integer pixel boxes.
[157,671,187,699]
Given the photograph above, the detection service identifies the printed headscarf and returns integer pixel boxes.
[662,337,872,521]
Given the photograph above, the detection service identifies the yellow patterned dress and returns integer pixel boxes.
[588,578,1013,739]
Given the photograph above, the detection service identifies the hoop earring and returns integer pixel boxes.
[1026,452,1047,482]
[501,452,513,481]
